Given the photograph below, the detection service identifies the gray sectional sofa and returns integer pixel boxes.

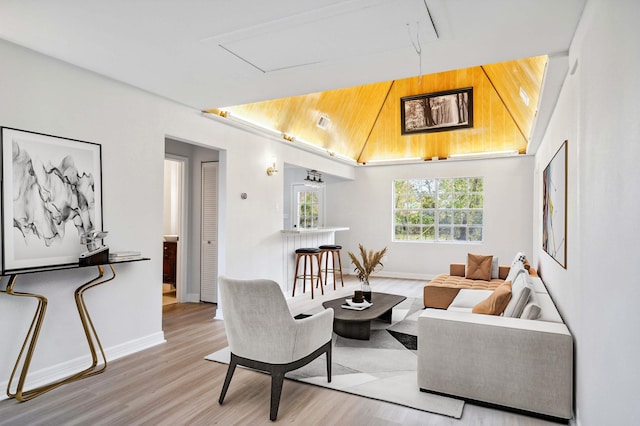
[417,260,573,420]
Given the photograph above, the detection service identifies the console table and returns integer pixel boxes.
[0,258,149,401]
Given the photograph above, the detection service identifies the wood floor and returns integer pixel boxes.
[162,283,177,306]
[0,277,560,425]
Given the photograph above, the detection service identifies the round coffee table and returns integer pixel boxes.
[321,292,406,340]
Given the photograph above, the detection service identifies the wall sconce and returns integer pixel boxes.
[266,158,278,176]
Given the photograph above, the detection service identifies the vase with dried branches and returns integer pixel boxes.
[347,244,388,302]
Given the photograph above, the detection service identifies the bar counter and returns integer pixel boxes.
[281,227,349,295]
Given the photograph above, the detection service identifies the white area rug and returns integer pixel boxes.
[205,297,464,418]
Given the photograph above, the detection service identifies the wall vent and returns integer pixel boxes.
[317,114,330,129]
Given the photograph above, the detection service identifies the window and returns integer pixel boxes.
[293,184,324,229]
[393,177,484,242]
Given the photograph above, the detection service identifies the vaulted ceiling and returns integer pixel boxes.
[0,1,585,161]
[208,55,547,163]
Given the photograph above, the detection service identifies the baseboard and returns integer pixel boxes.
[0,331,166,402]
[105,331,166,362]
[185,293,201,303]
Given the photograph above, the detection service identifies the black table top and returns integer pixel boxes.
[322,292,406,321]
[1,257,150,276]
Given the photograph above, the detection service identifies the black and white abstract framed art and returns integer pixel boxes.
[1,127,103,272]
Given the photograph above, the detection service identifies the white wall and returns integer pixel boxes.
[533,0,640,424]
[0,40,169,383]
[0,39,353,394]
[327,156,534,279]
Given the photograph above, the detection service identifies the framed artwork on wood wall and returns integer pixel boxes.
[400,87,473,135]
[542,140,567,268]
[1,127,103,272]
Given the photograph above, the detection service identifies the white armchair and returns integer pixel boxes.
[218,276,334,421]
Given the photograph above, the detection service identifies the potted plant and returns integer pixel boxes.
[348,244,388,302]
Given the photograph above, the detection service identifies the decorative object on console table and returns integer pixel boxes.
[347,244,387,302]
[110,251,143,262]
[1,127,102,272]
[79,230,109,266]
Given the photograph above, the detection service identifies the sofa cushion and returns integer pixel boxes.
[424,274,504,309]
[491,256,499,279]
[472,281,512,315]
[450,263,466,277]
[447,306,472,313]
[449,289,494,309]
[466,253,493,280]
[530,276,548,294]
[521,291,542,320]
[511,251,527,267]
[536,293,565,323]
[504,273,532,318]
[505,260,526,283]
[498,265,510,280]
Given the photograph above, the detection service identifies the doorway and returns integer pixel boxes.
[163,155,188,305]
[164,138,222,309]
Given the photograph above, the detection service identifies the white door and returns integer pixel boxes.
[201,162,218,303]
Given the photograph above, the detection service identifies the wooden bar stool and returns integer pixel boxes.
[292,248,324,298]
[319,244,344,290]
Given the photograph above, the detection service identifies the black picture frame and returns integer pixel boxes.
[1,127,103,272]
[401,87,473,135]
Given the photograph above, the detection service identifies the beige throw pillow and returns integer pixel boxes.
[472,281,513,315]
[466,253,493,281]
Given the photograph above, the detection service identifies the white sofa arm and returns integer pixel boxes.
[418,309,573,420]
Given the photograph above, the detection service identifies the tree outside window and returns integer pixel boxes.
[298,190,320,228]
[393,177,483,242]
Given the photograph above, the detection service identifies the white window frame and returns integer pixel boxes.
[392,176,484,243]
[291,184,325,229]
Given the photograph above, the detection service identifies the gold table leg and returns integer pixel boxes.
[1,264,116,401]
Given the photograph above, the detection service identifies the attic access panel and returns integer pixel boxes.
[209,0,437,73]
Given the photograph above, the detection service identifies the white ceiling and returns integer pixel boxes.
[0,0,585,123]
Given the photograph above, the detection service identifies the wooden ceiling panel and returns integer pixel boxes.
[482,55,547,140]
[360,67,528,162]
[218,81,391,160]
[209,56,545,164]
